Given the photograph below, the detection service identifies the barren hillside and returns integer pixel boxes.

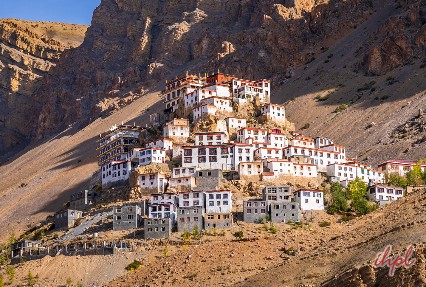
[0,19,88,157]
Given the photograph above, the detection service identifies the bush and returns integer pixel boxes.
[269,224,278,234]
[233,231,244,240]
[334,104,348,113]
[33,229,46,240]
[351,197,372,215]
[163,246,169,257]
[0,274,4,287]
[66,277,72,287]
[7,265,15,283]
[26,271,38,287]
[302,123,310,130]
[315,94,329,102]
[125,260,142,272]
[182,231,191,242]
[318,221,331,227]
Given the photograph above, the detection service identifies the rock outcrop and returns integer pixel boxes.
[0,19,87,157]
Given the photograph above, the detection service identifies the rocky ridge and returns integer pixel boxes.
[0,19,87,157]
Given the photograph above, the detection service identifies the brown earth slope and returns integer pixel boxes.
[0,19,88,157]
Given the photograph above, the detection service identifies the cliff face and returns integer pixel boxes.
[34,0,376,138]
[0,19,87,156]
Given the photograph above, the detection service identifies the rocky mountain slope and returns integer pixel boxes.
[19,0,422,165]
[0,19,88,157]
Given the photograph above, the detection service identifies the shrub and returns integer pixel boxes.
[233,231,244,240]
[269,224,278,234]
[26,271,38,287]
[318,221,331,227]
[7,265,15,283]
[182,231,191,242]
[66,277,72,287]
[77,282,83,287]
[33,229,46,240]
[284,247,297,256]
[0,274,4,287]
[315,94,329,102]
[163,246,169,257]
[302,123,310,130]
[334,104,348,113]
[125,260,142,272]
[351,197,372,215]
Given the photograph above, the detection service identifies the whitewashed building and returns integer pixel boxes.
[130,148,166,166]
[238,162,264,177]
[233,143,255,168]
[378,160,426,176]
[237,128,268,144]
[267,131,287,148]
[137,172,167,193]
[204,190,232,213]
[163,118,190,141]
[225,117,247,132]
[182,145,234,170]
[294,190,324,210]
[146,138,173,152]
[368,184,404,205]
[150,193,178,205]
[101,160,132,188]
[231,78,270,104]
[148,204,177,226]
[194,132,228,146]
[326,162,385,186]
[260,104,286,123]
[192,104,218,121]
[163,75,203,112]
[265,160,318,178]
[254,147,283,160]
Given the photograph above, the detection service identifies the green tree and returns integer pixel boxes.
[352,197,372,215]
[7,265,15,283]
[347,177,368,200]
[406,164,424,186]
[328,182,348,214]
[386,173,408,188]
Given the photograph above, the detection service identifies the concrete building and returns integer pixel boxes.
[233,143,255,168]
[237,128,268,144]
[55,209,83,230]
[143,218,171,240]
[169,176,196,191]
[70,190,98,210]
[113,203,143,231]
[254,147,283,160]
[294,190,324,211]
[368,184,404,205]
[263,186,292,203]
[149,193,178,205]
[148,204,177,227]
[243,199,268,223]
[195,169,224,190]
[204,213,232,230]
[177,206,204,232]
[270,202,301,223]
[192,104,218,121]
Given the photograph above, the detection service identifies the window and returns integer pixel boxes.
[216,194,222,199]
[209,156,217,162]
[209,201,214,206]
[207,214,214,219]
[184,149,192,156]
[198,156,206,163]
[223,201,228,205]
[246,209,251,214]
[127,215,134,220]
